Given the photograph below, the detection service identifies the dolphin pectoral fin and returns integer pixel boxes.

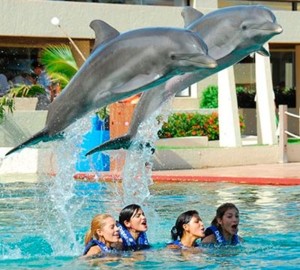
[111,73,162,94]
[257,46,270,57]
[5,129,62,156]
[85,134,132,156]
[89,20,120,53]
[181,7,204,28]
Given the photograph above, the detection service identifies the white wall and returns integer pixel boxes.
[1,0,298,43]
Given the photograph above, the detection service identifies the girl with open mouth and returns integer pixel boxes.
[167,210,205,249]
[116,204,150,251]
[202,203,242,246]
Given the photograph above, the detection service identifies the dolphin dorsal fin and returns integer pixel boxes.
[181,7,204,28]
[89,20,120,53]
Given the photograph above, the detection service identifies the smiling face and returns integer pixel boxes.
[124,208,148,233]
[184,215,205,239]
[97,216,120,246]
[217,207,239,238]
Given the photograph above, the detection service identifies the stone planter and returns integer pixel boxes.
[155,136,208,148]
[14,97,38,111]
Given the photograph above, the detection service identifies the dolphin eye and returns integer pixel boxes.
[170,54,176,60]
[242,25,247,30]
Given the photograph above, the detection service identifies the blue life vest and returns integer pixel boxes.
[117,222,150,251]
[206,225,239,245]
[83,239,111,255]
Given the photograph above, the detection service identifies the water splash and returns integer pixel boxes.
[32,114,92,255]
[121,99,173,205]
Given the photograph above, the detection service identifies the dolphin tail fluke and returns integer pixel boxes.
[85,134,132,156]
[5,129,51,156]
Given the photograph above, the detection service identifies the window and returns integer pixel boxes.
[218,0,298,11]
[50,0,189,6]
[271,50,296,107]
[0,47,39,82]
[233,48,296,108]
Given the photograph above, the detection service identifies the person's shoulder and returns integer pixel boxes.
[201,233,216,244]
[166,240,182,249]
[85,245,101,256]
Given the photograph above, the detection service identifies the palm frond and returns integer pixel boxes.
[49,72,73,89]
[9,84,46,97]
[41,45,78,81]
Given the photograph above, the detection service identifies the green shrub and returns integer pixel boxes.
[200,85,218,108]
[200,84,296,109]
[158,112,245,141]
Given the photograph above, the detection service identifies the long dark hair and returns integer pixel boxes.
[171,210,199,241]
[119,204,142,227]
[211,203,239,228]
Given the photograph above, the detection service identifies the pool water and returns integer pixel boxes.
[0,180,299,269]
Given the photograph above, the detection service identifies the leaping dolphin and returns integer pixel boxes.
[86,5,283,155]
[5,23,217,156]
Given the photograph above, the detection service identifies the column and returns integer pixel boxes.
[218,66,242,147]
[255,43,277,145]
[190,0,218,9]
[295,45,300,134]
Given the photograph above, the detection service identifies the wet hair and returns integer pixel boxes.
[84,213,113,245]
[205,203,239,237]
[171,210,199,241]
[119,204,142,228]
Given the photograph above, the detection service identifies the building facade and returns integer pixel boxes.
[1,0,300,122]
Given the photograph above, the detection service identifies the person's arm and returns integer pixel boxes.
[84,245,101,257]
[166,243,181,249]
[201,234,216,244]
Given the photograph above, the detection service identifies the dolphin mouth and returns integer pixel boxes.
[190,55,217,68]
[261,22,283,34]
[274,24,283,34]
[175,53,217,68]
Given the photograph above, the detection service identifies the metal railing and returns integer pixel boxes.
[278,104,300,163]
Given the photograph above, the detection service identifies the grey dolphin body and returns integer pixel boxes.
[86,5,283,155]
[5,23,217,156]
[86,6,282,155]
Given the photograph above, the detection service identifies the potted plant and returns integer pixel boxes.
[0,84,46,120]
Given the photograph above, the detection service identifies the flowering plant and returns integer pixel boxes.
[158,112,245,141]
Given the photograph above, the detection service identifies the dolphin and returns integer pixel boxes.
[86,5,283,155]
[5,22,217,156]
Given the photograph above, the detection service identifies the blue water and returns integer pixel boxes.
[0,180,299,269]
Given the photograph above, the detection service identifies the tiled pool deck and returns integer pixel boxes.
[74,162,300,186]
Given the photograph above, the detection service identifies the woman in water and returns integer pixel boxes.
[202,203,242,245]
[83,213,120,256]
[116,204,150,251]
[167,210,205,249]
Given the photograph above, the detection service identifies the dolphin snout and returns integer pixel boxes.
[275,23,283,34]
[191,54,217,68]
[173,53,217,69]
[264,21,283,35]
